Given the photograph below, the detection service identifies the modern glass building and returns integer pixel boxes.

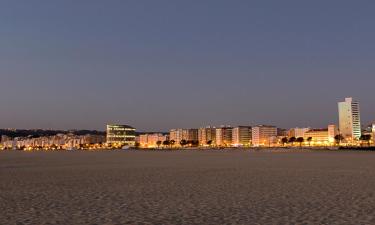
[338,97,361,141]
[106,124,136,146]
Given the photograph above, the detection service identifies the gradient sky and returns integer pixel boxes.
[1,0,374,131]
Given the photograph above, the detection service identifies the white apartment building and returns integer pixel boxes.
[252,125,277,147]
[216,126,233,147]
[338,97,361,141]
[198,127,216,146]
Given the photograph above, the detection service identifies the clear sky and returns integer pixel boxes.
[1,0,374,131]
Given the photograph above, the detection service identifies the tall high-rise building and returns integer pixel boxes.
[198,126,216,146]
[252,125,277,147]
[106,124,136,146]
[216,126,233,147]
[232,126,252,147]
[338,97,361,141]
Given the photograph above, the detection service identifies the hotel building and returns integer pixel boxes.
[216,126,233,147]
[303,125,337,145]
[198,126,216,146]
[252,125,277,147]
[338,97,361,141]
[232,126,252,147]
[106,124,136,146]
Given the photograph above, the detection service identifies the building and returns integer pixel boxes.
[182,129,199,142]
[170,129,199,146]
[139,133,168,148]
[1,134,106,150]
[232,126,252,147]
[304,125,337,145]
[106,124,136,147]
[198,126,216,146]
[372,123,375,142]
[288,128,310,138]
[338,97,361,141]
[216,126,233,147]
[252,125,277,147]
[169,129,182,144]
[328,124,338,143]
[277,128,288,137]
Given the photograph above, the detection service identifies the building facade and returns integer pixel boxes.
[252,125,277,147]
[338,97,361,141]
[232,126,252,147]
[216,126,233,147]
[198,127,216,146]
[139,133,168,148]
[288,128,310,138]
[170,128,199,146]
[106,124,136,146]
[304,125,337,145]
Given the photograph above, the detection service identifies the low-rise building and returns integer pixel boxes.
[304,125,337,145]
[1,134,105,150]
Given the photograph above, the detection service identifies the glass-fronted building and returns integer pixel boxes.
[106,124,136,147]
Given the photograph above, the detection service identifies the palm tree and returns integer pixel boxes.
[360,134,371,146]
[334,134,344,146]
[170,140,176,148]
[191,140,199,147]
[281,137,288,146]
[296,137,304,147]
[289,137,296,146]
[180,139,188,148]
[156,141,162,149]
[162,140,170,148]
[307,137,312,146]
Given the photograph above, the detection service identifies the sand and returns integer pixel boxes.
[1,150,375,225]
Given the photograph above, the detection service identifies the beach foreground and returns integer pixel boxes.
[1,150,375,225]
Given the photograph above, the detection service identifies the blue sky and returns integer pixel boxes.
[1,0,374,131]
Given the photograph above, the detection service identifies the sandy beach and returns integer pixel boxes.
[1,150,375,225]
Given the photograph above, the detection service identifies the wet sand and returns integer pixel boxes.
[1,150,375,225]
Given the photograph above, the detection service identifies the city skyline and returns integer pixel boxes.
[1,1,375,131]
